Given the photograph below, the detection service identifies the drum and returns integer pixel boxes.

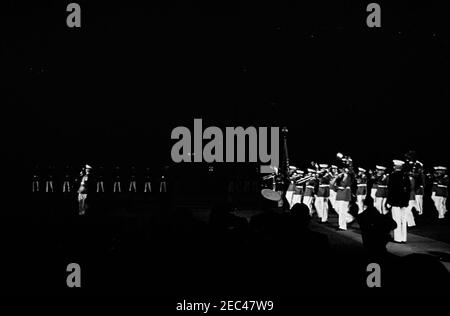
[261,188,281,201]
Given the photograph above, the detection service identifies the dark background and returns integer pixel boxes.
[1,0,449,176]
[1,0,450,299]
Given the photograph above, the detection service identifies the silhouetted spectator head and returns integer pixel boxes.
[349,202,359,217]
[364,196,374,208]
[397,254,449,292]
[290,203,311,228]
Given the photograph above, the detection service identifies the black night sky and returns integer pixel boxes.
[2,1,450,174]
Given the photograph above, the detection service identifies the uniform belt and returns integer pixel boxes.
[306,185,315,189]
[337,186,350,190]
[438,185,448,188]
[357,184,367,186]
[319,184,329,187]
[377,185,387,188]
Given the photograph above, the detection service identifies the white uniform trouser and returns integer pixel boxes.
[303,196,314,215]
[160,181,167,192]
[32,181,40,192]
[63,181,71,193]
[375,197,387,214]
[405,200,416,227]
[96,181,105,193]
[113,181,121,193]
[392,207,407,242]
[432,193,448,219]
[129,181,137,192]
[78,193,88,215]
[370,188,377,201]
[286,190,294,209]
[315,197,329,222]
[291,194,302,207]
[329,190,337,210]
[144,181,152,193]
[357,195,365,214]
[45,181,54,193]
[336,200,353,230]
[415,194,423,215]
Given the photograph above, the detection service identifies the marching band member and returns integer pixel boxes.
[405,170,417,227]
[160,175,167,193]
[45,165,55,193]
[78,164,93,216]
[129,166,137,192]
[315,164,331,222]
[291,170,304,206]
[414,161,425,215]
[144,167,153,193]
[334,165,354,230]
[356,167,368,214]
[303,169,317,215]
[432,166,448,219]
[285,166,297,209]
[370,168,378,201]
[374,165,389,214]
[329,165,338,211]
[62,166,72,193]
[386,160,411,243]
[113,166,122,193]
[96,166,105,193]
[32,167,40,193]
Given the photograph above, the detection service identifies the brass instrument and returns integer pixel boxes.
[295,175,315,185]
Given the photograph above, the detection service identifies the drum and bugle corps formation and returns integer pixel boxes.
[261,151,448,243]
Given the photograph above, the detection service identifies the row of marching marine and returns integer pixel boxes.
[284,154,448,243]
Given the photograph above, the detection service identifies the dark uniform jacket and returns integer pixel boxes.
[317,174,331,198]
[386,171,411,208]
[304,178,317,197]
[375,175,389,198]
[356,175,368,196]
[336,174,352,202]
[415,173,425,195]
[436,175,449,197]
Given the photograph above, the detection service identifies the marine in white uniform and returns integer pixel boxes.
[45,166,54,193]
[334,165,354,230]
[285,166,297,209]
[303,169,317,215]
[63,166,72,193]
[414,161,425,215]
[315,164,331,223]
[356,167,368,214]
[32,169,40,193]
[113,166,122,193]
[129,166,137,192]
[291,170,304,207]
[96,166,105,193]
[78,164,92,216]
[328,165,338,211]
[386,160,411,243]
[405,170,417,227]
[374,166,389,214]
[432,166,448,219]
[144,167,153,193]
